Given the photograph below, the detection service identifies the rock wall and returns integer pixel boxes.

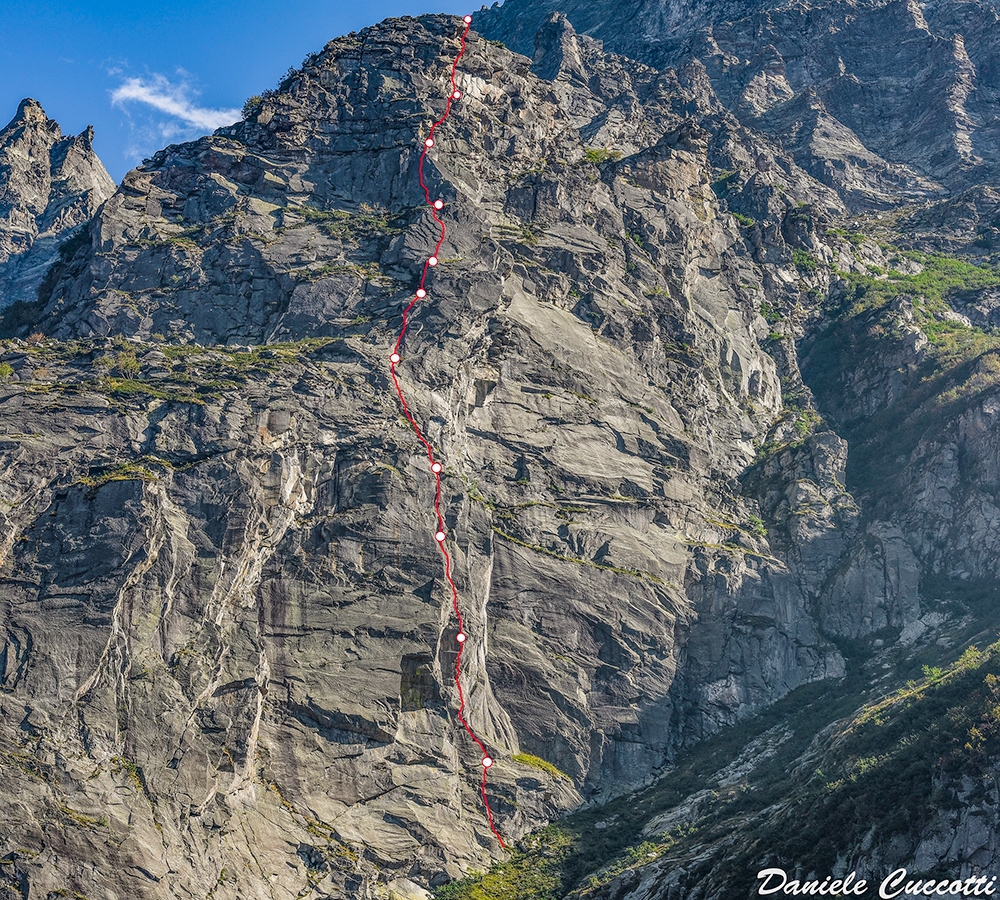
[3,4,992,898]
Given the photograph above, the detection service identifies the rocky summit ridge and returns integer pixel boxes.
[1,1,1000,898]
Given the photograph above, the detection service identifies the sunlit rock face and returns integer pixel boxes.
[4,1,1000,896]
[0,98,115,308]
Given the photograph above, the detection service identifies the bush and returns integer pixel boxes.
[826,227,865,246]
[792,248,820,274]
[242,95,263,120]
[0,362,12,381]
[760,301,782,324]
[115,349,140,378]
[585,147,622,165]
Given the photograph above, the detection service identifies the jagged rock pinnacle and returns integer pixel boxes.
[0,98,113,305]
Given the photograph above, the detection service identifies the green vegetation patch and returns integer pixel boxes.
[110,755,147,795]
[792,248,819,274]
[298,202,406,241]
[98,376,208,405]
[58,804,108,829]
[79,460,161,489]
[700,642,1000,893]
[294,261,394,284]
[0,337,337,415]
[584,148,622,165]
[894,252,1000,362]
[802,249,1000,495]
[436,827,574,900]
[512,753,571,781]
[436,636,1000,900]
[105,337,337,404]
[759,300,782,325]
[826,226,866,246]
[242,94,263,119]
[0,747,50,782]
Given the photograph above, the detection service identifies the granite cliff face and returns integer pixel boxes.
[477,0,1000,204]
[1,2,1000,898]
[0,99,115,309]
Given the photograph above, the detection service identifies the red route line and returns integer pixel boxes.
[388,14,507,850]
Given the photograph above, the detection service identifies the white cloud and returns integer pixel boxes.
[111,72,240,133]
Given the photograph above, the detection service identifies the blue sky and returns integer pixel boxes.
[1,1,472,182]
